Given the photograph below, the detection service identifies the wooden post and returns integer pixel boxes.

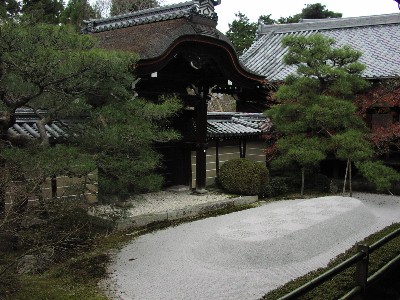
[343,158,350,196]
[349,159,353,197]
[51,175,57,199]
[195,83,209,193]
[355,244,369,299]
[215,140,220,178]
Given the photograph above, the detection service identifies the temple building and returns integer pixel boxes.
[83,0,270,192]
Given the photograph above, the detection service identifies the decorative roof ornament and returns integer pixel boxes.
[195,0,219,20]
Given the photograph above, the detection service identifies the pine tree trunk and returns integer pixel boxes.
[343,158,349,196]
[301,167,305,197]
[349,160,352,197]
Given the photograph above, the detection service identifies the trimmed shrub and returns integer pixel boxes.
[218,158,269,196]
[266,177,289,197]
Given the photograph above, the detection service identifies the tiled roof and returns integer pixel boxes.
[241,14,400,81]
[207,112,272,139]
[86,1,264,85]
[8,109,68,140]
[83,0,219,34]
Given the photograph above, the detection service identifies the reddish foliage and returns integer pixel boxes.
[370,122,400,154]
[263,144,277,163]
[355,80,400,117]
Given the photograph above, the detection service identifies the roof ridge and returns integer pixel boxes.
[85,1,194,26]
[83,1,221,33]
[259,13,400,34]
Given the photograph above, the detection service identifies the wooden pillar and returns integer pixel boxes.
[239,139,247,158]
[195,84,209,193]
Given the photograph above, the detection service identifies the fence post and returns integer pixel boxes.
[354,244,369,299]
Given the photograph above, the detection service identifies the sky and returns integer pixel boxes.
[163,0,399,33]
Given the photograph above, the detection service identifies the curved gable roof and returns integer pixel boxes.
[83,1,265,86]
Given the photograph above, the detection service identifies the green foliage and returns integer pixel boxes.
[0,272,19,298]
[226,12,258,55]
[0,22,137,114]
[266,177,289,197]
[0,22,181,203]
[61,0,99,31]
[356,161,400,192]
[272,136,328,170]
[301,3,342,19]
[65,253,110,283]
[265,34,387,193]
[227,4,342,55]
[219,158,269,196]
[21,0,64,24]
[332,130,373,161]
[0,0,20,20]
[1,145,96,179]
[281,34,369,97]
[77,96,181,199]
[278,3,342,24]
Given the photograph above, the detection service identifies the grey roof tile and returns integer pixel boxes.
[83,1,218,34]
[242,13,400,81]
[207,112,272,139]
[9,109,69,140]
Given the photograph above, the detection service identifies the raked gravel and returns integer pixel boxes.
[102,192,400,300]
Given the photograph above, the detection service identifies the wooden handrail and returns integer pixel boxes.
[278,227,400,300]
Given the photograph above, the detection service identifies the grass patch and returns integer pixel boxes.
[262,223,400,300]
[7,274,108,300]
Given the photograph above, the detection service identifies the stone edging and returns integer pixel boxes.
[116,195,258,230]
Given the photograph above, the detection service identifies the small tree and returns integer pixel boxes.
[278,3,342,24]
[226,12,259,55]
[61,0,100,31]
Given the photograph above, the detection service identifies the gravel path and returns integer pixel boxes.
[103,193,400,300]
[91,190,228,218]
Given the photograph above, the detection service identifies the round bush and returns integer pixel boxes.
[219,158,269,195]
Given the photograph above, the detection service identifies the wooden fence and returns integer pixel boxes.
[279,227,400,300]
[5,171,98,211]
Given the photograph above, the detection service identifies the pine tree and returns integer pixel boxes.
[265,34,399,195]
[0,22,181,208]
